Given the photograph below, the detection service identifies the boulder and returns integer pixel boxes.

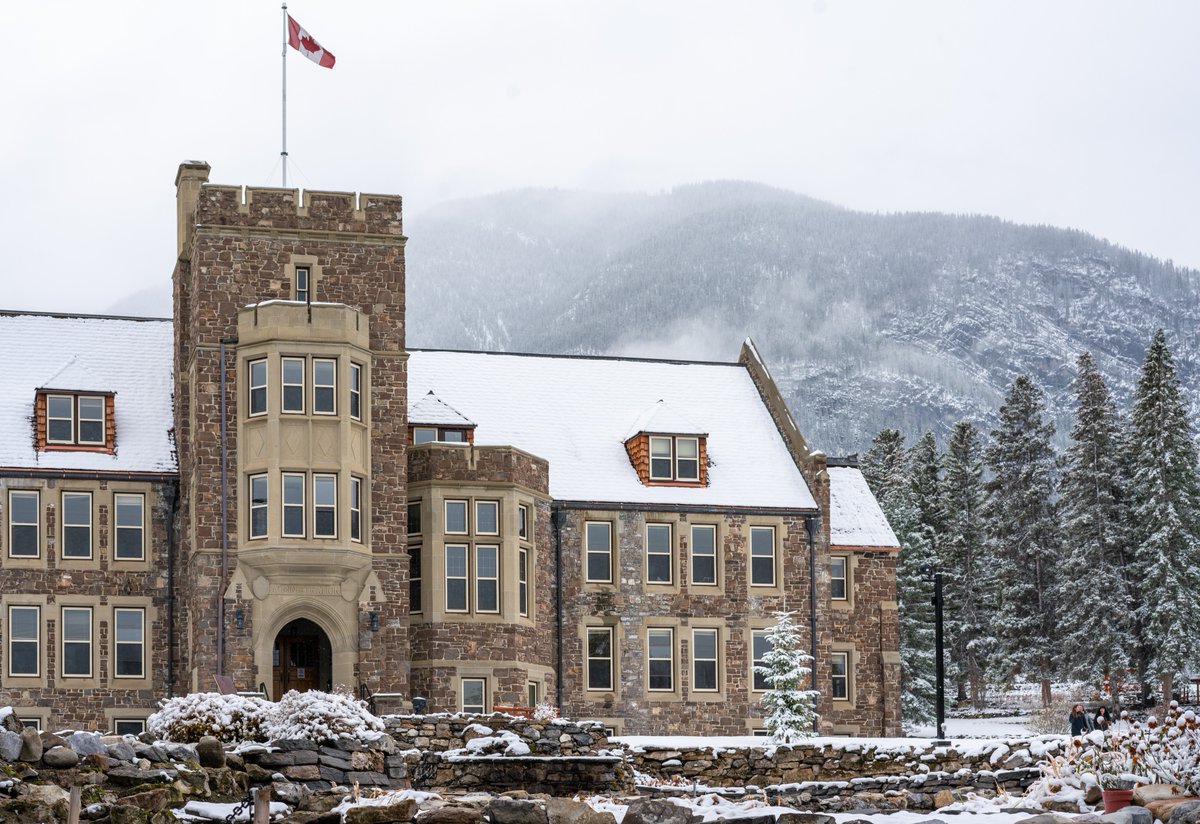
[19,726,43,762]
[1136,787,1187,807]
[0,731,21,762]
[24,783,70,806]
[1015,815,1082,824]
[67,732,107,757]
[547,798,619,824]
[40,731,68,750]
[776,815,836,824]
[272,780,310,805]
[196,735,226,768]
[932,789,957,809]
[343,799,419,823]
[417,806,487,824]
[1166,801,1200,824]
[0,712,21,734]
[107,740,137,762]
[42,745,80,768]
[1103,807,1155,824]
[120,785,184,812]
[489,797,547,824]
[622,798,691,824]
[1148,799,1200,823]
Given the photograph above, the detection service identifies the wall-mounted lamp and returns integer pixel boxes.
[235,607,245,630]
[369,610,380,632]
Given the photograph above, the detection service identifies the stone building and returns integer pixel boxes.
[0,162,901,735]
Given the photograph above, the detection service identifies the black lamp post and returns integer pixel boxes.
[921,563,948,744]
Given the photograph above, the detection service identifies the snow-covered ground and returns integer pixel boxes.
[909,714,1037,739]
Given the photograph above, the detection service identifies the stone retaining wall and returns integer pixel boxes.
[383,712,614,756]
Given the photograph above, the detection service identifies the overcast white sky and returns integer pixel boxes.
[3,1,1197,316]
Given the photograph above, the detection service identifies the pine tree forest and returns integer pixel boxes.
[861,330,1200,726]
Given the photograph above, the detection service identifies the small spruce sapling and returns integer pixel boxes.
[754,611,820,743]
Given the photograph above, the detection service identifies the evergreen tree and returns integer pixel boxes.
[940,420,995,708]
[754,611,820,742]
[863,429,937,728]
[910,431,944,549]
[983,376,1060,706]
[1057,352,1134,688]
[1126,330,1200,704]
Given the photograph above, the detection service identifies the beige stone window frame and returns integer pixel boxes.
[408,545,423,614]
[248,474,268,540]
[349,477,363,543]
[749,525,776,587]
[475,544,500,614]
[7,489,40,559]
[585,626,615,692]
[113,719,147,736]
[349,362,363,421]
[646,627,675,693]
[113,607,145,680]
[248,358,268,417]
[280,357,306,414]
[518,504,529,540]
[313,474,338,539]
[61,490,93,560]
[526,680,538,707]
[445,500,469,535]
[312,358,338,416]
[830,554,850,602]
[689,523,718,587]
[584,521,614,584]
[60,606,94,680]
[461,677,488,714]
[518,546,529,617]
[282,472,306,537]
[831,649,853,703]
[6,604,41,678]
[294,265,311,303]
[645,523,673,585]
[475,500,499,536]
[691,627,720,693]
[407,499,422,535]
[750,629,772,692]
[113,493,145,562]
[445,544,470,613]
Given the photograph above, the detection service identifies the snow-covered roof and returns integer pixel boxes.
[623,399,706,442]
[408,350,817,510]
[409,391,475,427]
[828,466,899,548]
[0,313,176,474]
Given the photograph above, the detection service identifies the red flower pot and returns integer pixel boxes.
[1102,788,1134,813]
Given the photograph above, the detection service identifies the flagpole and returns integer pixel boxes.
[281,1,288,187]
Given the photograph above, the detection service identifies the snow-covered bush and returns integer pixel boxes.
[267,688,384,742]
[147,692,273,743]
[531,702,559,722]
[753,611,820,743]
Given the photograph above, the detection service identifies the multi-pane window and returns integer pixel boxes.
[413,427,469,444]
[445,545,469,612]
[409,547,423,613]
[46,394,106,446]
[675,437,700,481]
[61,492,92,559]
[692,628,719,692]
[114,494,144,560]
[648,435,700,482]
[349,362,363,420]
[313,358,337,415]
[407,500,422,534]
[8,490,39,558]
[476,545,499,613]
[248,359,267,416]
[61,607,92,678]
[831,555,848,600]
[349,477,362,542]
[7,606,39,677]
[646,524,672,584]
[47,394,74,443]
[690,525,716,585]
[518,547,529,617]
[313,474,337,538]
[282,473,306,537]
[249,475,268,539]
[281,358,305,413]
[114,608,145,678]
[832,652,850,700]
[475,501,498,535]
[295,266,310,302]
[518,505,529,540]
[586,627,614,691]
[751,630,772,691]
[585,522,613,583]
[649,436,673,480]
[647,628,674,691]
[114,720,146,736]
[750,526,776,586]
[461,678,486,714]
[445,500,468,534]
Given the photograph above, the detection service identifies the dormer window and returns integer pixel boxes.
[409,390,476,445]
[412,426,470,445]
[36,391,114,452]
[624,401,707,487]
[649,436,699,482]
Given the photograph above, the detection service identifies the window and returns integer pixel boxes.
[313,474,337,538]
[413,427,437,444]
[295,266,310,302]
[446,545,469,612]
[649,436,673,480]
[526,681,538,708]
[248,359,267,416]
[585,522,613,583]
[282,473,305,537]
[645,524,673,584]
[46,394,106,446]
[61,491,92,559]
[586,627,614,691]
[475,501,499,535]
[281,358,305,413]
[47,394,73,443]
[476,545,499,613]
[831,555,848,600]
[751,630,772,691]
[409,547,422,613]
[445,500,468,534]
[440,429,466,443]
[518,547,529,617]
[461,678,486,714]
[8,490,39,558]
[350,477,362,542]
[114,719,146,736]
[647,628,674,691]
[349,362,363,420]
[249,474,268,539]
[313,358,337,415]
[518,505,529,540]
[750,526,776,586]
[646,435,702,483]
[61,606,92,678]
[832,651,850,700]
[692,628,719,692]
[413,427,470,444]
[690,525,716,585]
[675,437,700,481]
[7,606,39,677]
[114,494,144,561]
[114,608,145,678]
[407,500,422,534]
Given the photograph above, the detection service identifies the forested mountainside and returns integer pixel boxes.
[404,182,1200,454]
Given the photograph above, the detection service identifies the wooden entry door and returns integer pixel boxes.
[273,627,322,697]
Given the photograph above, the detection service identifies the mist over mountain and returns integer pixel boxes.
[405,182,1200,454]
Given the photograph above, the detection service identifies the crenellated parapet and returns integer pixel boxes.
[195,185,403,236]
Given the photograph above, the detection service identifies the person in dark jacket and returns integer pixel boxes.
[1069,704,1093,735]
[1093,705,1111,731]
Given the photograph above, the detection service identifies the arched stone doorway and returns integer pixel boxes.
[272,618,333,697]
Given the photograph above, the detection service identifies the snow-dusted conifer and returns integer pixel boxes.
[1126,330,1200,704]
[940,420,995,707]
[983,375,1060,706]
[1057,352,1134,685]
[753,611,819,742]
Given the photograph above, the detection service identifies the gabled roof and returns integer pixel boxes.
[408,349,817,510]
[0,312,176,474]
[827,466,900,549]
[409,391,475,427]
[623,399,706,442]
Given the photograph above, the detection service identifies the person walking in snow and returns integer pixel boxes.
[1069,704,1093,736]
[1093,705,1111,731]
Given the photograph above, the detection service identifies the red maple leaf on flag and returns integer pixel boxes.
[300,34,321,53]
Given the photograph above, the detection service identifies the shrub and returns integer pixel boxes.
[147,693,273,743]
[267,688,384,742]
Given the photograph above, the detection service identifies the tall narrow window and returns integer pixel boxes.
[647,628,674,691]
[518,504,529,540]
[409,547,423,613]
[313,474,337,538]
[295,266,310,302]
[586,627,614,691]
[445,545,469,612]
[47,395,74,443]
[7,606,39,677]
[690,524,716,585]
[750,526,776,586]
[249,474,268,539]
[248,359,268,416]
[649,436,673,480]
[313,358,337,414]
[461,678,486,714]
[407,500,422,534]
[281,358,305,413]
[751,630,772,691]
[646,524,673,584]
[445,500,468,534]
[349,362,363,420]
[8,490,39,558]
[475,501,499,535]
[282,473,305,537]
[830,555,848,600]
[526,681,538,707]
[61,491,92,559]
[114,493,145,561]
[476,545,499,613]
[114,608,145,678]
[585,521,613,583]
[61,607,92,678]
[518,546,529,617]
[77,397,105,445]
[832,652,850,700]
[349,477,362,542]
[692,628,719,691]
[676,437,700,481]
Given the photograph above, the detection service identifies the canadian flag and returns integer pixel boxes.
[287,15,336,68]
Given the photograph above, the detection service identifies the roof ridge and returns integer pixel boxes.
[0,309,172,323]
[408,347,743,368]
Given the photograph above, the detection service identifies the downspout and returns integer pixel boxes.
[552,504,564,712]
[217,336,238,677]
[806,514,819,731]
[166,481,179,698]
